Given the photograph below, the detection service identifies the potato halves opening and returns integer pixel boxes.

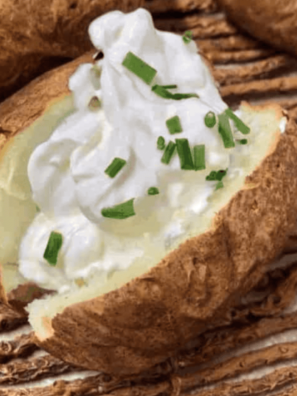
[0,95,286,341]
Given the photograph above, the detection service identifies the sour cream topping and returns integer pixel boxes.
[18,8,256,293]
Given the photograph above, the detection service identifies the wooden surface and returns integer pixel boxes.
[2,0,297,394]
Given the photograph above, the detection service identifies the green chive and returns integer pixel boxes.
[152,84,199,100]
[101,199,135,219]
[193,145,206,171]
[43,231,63,266]
[218,113,235,148]
[88,96,101,111]
[237,139,248,145]
[182,30,193,44]
[206,170,218,181]
[160,85,178,89]
[166,115,183,135]
[216,169,227,181]
[157,136,166,150]
[215,181,224,191]
[175,138,194,170]
[225,108,250,135]
[161,141,176,164]
[36,205,40,212]
[122,52,157,85]
[148,187,159,195]
[204,111,216,128]
[104,157,126,178]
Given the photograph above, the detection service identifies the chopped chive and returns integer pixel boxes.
[148,187,159,195]
[161,141,176,164]
[216,169,227,181]
[175,138,194,170]
[215,181,224,191]
[43,231,63,266]
[104,157,126,178]
[225,108,250,135]
[166,115,183,135]
[204,111,216,128]
[160,85,178,89]
[193,145,206,171]
[152,84,199,100]
[90,66,101,90]
[101,199,135,219]
[237,138,248,145]
[88,96,101,111]
[218,113,235,148]
[182,30,193,44]
[206,170,218,181]
[157,136,166,150]
[122,51,157,85]
[36,205,40,212]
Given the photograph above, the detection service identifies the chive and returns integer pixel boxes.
[43,231,63,266]
[237,138,248,145]
[122,52,157,85]
[193,145,206,171]
[225,108,250,135]
[161,141,176,164]
[204,111,216,128]
[216,169,227,181]
[152,84,199,100]
[215,181,224,191]
[88,96,101,111]
[175,138,194,170]
[218,113,235,148]
[166,115,183,135]
[206,170,218,181]
[148,187,159,195]
[104,157,126,178]
[157,136,166,150]
[160,85,178,89]
[36,205,40,212]
[182,30,193,44]
[101,199,135,219]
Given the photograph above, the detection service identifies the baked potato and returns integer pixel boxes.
[216,0,297,58]
[1,7,297,378]
[0,0,144,102]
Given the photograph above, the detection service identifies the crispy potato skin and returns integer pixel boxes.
[216,0,297,58]
[1,55,297,376]
[0,0,144,102]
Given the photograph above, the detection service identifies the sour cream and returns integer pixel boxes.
[18,8,250,293]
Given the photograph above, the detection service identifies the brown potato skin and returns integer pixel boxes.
[1,54,297,376]
[0,0,144,102]
[216,0,297,58]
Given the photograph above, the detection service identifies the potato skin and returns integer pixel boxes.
[216,0,297,58]
[0,0,144,102]
[1,55,297,376]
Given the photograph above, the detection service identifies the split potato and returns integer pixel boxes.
[1,51,297,377]
[217,0,297,58]
[0,0,144,102]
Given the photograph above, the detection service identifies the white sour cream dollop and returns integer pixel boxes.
[18,8,252,293]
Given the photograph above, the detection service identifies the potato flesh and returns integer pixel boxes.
[0,98,282,339]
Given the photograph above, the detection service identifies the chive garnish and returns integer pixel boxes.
[218,113,235,148]
[36,205,40,212]
[88,96,101,111]
[175,138,194,170]
[148,187,159,195]
[166,115,183,135]
[204,111,216,128]
[152,84,199,100]
[161,141,176,164]
[160,85,178,89]
[43,231,63,266]
[215,181,224,191]
[206,170,218,181]
[225,108,250,135]
[182,30,193,44]
[101,199,135,219]
[122,52,157,85]
[216,169,227,181]
[157,136,166,150]
[104,157,126,178]
[193,145,206,171]
[206,169,227,181]
[237,139,248,145]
